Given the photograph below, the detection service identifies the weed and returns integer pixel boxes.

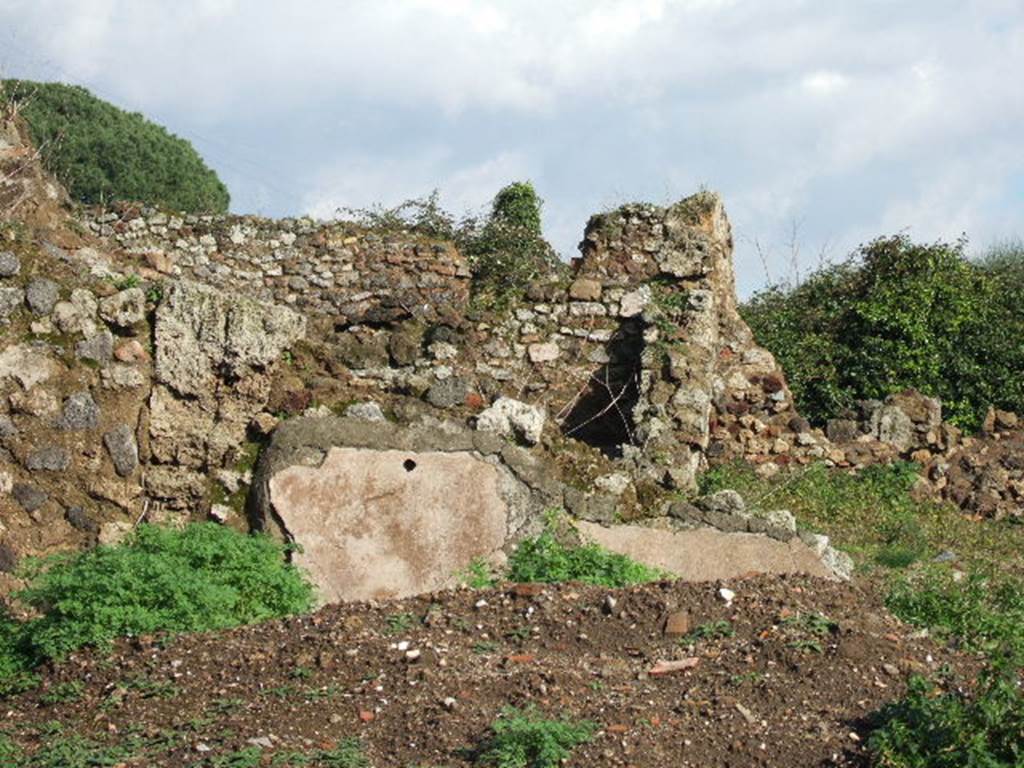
[477,706,597,768]
[780,612,837,637]
[886,566,1024,658]
[386,612,415,635]
[288,665,313,680]
[729,671,765,686]
[39,680,84,705]
[507,516,666,587]
[123,674,178,700]
[3,523,313,684]
[867,659,1024,767]
[111,273,140,290]
[505,625,531,643]
[683,620,734,643]
[788,638,824,654]
[460,558,497,589]
[210,747,263,768]
[20,731,138,767]
[473,641,500,655]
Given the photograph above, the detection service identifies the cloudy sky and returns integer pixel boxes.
[1,0,1021,295]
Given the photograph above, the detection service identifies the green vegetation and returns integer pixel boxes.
[459,557,498,589]
[742,236,1024,429]
[886,567,1024,659]
[682,620,734,643]
[508,515,666,587]
[478,706,596,768]
[2,80,229,212]
[0,524,313,690]
[268,740,369,767]
[868,661,1024,767]
[463,181,560,306]
[341,181,561,309]
[702,460,1024,765]
[698,460,1024,575]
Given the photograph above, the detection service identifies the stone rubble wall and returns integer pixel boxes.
[78,203,470,327]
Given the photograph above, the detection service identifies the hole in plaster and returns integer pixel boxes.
[403,459,417,472]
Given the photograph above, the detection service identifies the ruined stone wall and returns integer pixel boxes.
[78,205,470,327]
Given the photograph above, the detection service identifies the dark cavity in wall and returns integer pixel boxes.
[559,319,643,458]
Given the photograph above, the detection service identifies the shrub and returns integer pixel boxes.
[741,235,1024,429]
[1,523,313,683]
[490,182,543,235]
[508,516,666,587]
[867,660,1024,767]
[1,80,229,212]
[478,706,596,768]
[461,181,562,306]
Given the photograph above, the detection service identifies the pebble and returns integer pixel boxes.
[719,587,736,606]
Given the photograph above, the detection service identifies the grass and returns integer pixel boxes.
[0,523,314,693]
[698,461,1024,576]
[477,706,596,768]
[508,515,667,587]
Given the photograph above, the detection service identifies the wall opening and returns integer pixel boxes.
[559,320,644,458]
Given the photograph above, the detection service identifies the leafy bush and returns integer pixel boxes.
[461,181,562,306]
[478,706,596,768]
[886,567,1024,658]
[868,660,1024,767]
[870,563,1024,766]
[741,235,1024,429]
[508,516,665,587]
[2,80,229,212]
[490,182,543,235]
[0,524,313,685]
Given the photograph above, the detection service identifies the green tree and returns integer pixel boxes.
[742,235,1024,429]
[2,79,229,212]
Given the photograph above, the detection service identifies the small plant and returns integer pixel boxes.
[473,640,500,655]
[288,665,313,680]
[39,680,84,705]
[477,706,596,768]
[788,638,824,654]
[507,515,666,588]
[505,625,531,643]
[123,674,178,700]
[210,747,263,768]
[683,620,734,643]
[780,612,837,637]
[460,558,497,589]
[386,612,415,635]
[112,273,140,290]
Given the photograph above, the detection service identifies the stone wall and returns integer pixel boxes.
[78,204,470,327]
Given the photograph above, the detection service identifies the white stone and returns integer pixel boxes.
[527,342,560,363]
[476,397,546,446]
[619,286,651,318]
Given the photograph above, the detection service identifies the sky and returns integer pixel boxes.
[0,0,1021,296]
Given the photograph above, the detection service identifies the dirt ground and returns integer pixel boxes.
[2,574,979,767]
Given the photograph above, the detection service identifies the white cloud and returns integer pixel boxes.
[0,0,1021,295]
